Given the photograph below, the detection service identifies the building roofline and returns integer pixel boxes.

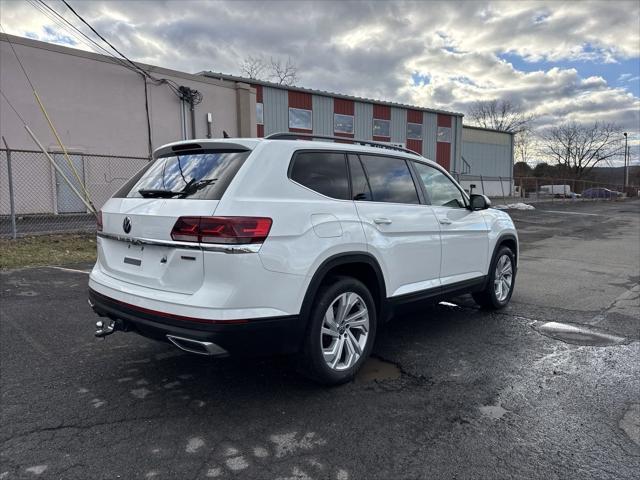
[0,33,242,91]
[199,71,465,118]
[463,124,515,135]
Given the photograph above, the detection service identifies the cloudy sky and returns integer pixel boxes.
[1,0,639,160]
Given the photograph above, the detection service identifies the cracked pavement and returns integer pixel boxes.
[1,200,639,479]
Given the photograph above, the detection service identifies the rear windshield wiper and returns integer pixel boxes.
[138,178,217,198]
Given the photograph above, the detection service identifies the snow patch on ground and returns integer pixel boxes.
[494,203,535,210]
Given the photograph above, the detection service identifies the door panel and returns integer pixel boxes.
[54,153,86,213]
[431,206,489,284]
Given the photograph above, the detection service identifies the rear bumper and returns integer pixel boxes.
[88,288,305,357]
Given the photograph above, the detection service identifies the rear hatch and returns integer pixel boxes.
[97,143,251,294]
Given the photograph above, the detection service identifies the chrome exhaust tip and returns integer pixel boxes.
[95,319,115,338]
[166,335,228,357]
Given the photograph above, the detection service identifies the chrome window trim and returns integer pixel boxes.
[96,232,262,254]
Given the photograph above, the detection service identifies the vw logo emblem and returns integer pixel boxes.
[122,216,132,234]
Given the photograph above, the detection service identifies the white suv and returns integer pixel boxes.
[89,134,518,384]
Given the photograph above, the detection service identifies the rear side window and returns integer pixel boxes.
[358,155,420,204]
[115,150,250,200]
[290,152,349,200]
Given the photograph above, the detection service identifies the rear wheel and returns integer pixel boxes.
[472,246,516,309]
[300,277,377,385]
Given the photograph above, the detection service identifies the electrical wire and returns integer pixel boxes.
[0,89,27,125]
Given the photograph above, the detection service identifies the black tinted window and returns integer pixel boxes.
[359,155,420,204]
[348,155,372,201]
[413,162,466,208]
[116,150,250,200]
[290,152,349,199]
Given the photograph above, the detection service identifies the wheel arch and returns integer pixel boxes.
[495,233,519,267]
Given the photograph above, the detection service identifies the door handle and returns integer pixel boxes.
[438,218,452,225]
[373,217,392,225]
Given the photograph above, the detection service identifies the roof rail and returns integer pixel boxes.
[264,133,422,156]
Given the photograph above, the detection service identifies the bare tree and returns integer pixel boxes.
[514,127,537,165]
[240,55,267,79]
[539,121,624,178]
[269,56,297,86]
[468,99,534,133]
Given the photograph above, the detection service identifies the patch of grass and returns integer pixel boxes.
[0,234,97,269]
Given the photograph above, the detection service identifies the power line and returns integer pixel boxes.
[0,89,27,125]
[0,25,36,91]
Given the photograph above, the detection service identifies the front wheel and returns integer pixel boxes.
[472,246,516,309]
[300,277,377,385]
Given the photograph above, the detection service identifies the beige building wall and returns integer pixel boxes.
[0,34,256,215]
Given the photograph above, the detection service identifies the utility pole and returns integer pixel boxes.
[623,132,628,188]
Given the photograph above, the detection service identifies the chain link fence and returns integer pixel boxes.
[1,148,148,238]
[455,174,638,205]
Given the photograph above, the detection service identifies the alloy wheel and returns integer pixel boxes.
[494,254,513,302]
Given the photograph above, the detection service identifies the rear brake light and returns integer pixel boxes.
[96,211,103,232]
[171,217,272,244]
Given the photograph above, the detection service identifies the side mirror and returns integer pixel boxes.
[469,194,491,210]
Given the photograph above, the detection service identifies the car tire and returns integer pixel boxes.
[300,276,377,385]
[472,245,516,310]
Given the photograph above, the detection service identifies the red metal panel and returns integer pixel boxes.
[334,98,354,115]
[372,135,390,142]
[253,84,263,103]
[437,114,452,128]
[288,91,312,109]
[407,139,422,154]
[372,104,391,120]
[436,142,451,171]
[407,109,422,124]
[257,124,264,137]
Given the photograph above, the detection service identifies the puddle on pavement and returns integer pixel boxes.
[356,357,401,382]
[479,403,509,420]
[532,321,629,346]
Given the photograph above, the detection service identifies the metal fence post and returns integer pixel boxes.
[480,175,485,196]
[499,176,506,204]
[2,137,17,239]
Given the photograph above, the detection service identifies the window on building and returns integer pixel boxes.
[288,108,312,130]
[359,155,420,204]
[334,114,354,134]
[348,154,372,201]
[289,152,349,199]
[407,122,423,140]
[437,126,452,143]
[256,103,264,125]
[412,162,465,208]
[373,119,390,138]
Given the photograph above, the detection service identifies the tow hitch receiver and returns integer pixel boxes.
[95,319,115,338]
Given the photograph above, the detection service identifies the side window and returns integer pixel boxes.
[413,162,466,208]
[359,155,420,204]
[348,154,372,201]
[290,152,349,200]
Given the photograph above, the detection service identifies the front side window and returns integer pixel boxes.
[290,152,349,199]
[334,114,354,134]
[413,162,466,208]
[373,119,390,137]
[289,108,312,130]
[407,122,422,140]
[116,150,250,200]
[359,155,419,204]
[256,103,264,125]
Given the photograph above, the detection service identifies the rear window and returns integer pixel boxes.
[289,151,349,200]
[114,150,250,200]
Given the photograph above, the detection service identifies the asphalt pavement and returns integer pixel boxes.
[1,199,639,479]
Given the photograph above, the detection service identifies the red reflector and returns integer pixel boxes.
[171,216,272,244]
[97,210,103,232]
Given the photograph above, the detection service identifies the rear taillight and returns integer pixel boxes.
[171,217,272,244]
[96,211,103,232]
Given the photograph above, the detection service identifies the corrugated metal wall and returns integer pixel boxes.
[355,102,373,140]
[462,128,513,178]
[422,112,437,160]
[453,116,463,173]
[312,95,333,136]
[390,107,407,143]
[262,86,288,135]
